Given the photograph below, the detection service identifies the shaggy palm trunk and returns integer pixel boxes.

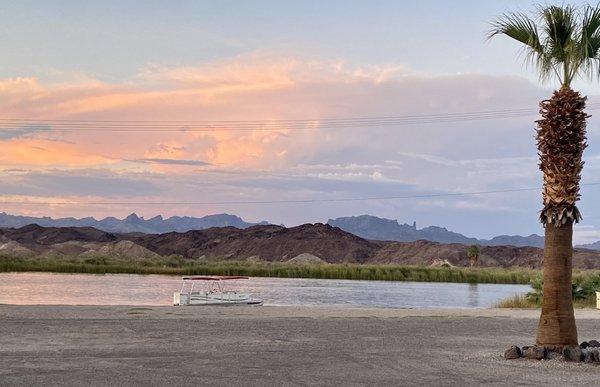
[536,221,577,345]
[469,255,478,267]
[535,87,588,346]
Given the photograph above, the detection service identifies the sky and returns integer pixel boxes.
[3,0,600,243]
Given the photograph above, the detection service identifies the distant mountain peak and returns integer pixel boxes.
[327,214,544,248]
[575,240,600,250]
[125,213,142,222]
[0,212,269,234]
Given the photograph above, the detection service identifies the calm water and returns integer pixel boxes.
[0,273,531,309]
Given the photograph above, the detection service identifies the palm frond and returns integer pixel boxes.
[489,4,600,87]
[541,5,576,61]
[488,12,543,51]
[488,12,554,82]
[580,4,600,54]
[578,5,600,80]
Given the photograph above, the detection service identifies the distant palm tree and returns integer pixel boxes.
[467,245,479,267]
[489,4,600,346]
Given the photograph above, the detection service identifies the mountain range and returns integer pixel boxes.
[0,212,268,234]
[2,223,600,269]
[327,215,546,248]
[576,241,600,250]
[0,211,594,250]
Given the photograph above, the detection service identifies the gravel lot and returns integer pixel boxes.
[1,306,599,386]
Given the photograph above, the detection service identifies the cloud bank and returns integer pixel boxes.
[2,53,600,242]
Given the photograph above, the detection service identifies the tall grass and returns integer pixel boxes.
[494,270,600,308]
[0,256,536,284]
[493,294,536,308]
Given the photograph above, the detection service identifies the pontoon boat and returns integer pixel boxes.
[173,276,263,306]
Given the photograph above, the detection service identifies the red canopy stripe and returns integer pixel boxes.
[182,276,249,281]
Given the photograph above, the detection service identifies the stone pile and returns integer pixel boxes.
[504,341,600,363]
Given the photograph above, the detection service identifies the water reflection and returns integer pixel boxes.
[0,273,531,309]
[467,283,478,308]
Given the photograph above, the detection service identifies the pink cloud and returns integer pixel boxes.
[0,53,558,227]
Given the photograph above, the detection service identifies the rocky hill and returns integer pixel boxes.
[126,224,378,263]
[0,212,552,247]
[2,223,600,269]
[327,215,479,244]
[576,240,600,251]
[327,215,545,247]
[485,234,545,248]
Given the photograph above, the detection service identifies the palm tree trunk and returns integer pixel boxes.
[536,221,578,346]
[534,87,587,346]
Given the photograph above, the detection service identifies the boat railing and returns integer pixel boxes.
[180,278,232,295]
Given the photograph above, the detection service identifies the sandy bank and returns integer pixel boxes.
[1,305,600,385]
[1,304,600,320]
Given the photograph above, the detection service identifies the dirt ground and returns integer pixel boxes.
[1,306,599,386]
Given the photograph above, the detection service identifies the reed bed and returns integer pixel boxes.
[0,256,536,284]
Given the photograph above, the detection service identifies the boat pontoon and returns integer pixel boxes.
[173,276,263,306]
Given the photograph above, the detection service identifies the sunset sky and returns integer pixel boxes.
[3,0,600,243]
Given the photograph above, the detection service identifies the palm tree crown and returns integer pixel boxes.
[489,4,600,87]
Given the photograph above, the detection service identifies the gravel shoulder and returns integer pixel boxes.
[1,305,600,386]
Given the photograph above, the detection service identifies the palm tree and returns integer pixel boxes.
[467,245,479,267]
[489,4,600,346]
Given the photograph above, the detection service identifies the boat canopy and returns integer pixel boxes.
[182,276,249,281]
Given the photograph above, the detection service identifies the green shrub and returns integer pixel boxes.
[498,271,600,308]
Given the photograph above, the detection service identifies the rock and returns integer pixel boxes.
[580,341,589,349]
[543,345,562,353]
[563,346,583,362]
[245,255,262,263]
[504,346,522,360]
[522,346,546,360]
[429,258,455,268]
[584,350,596,363]
[288,253,327,265]
[583,349,600,363]
[588,340,600,348]
[591,349,600,362]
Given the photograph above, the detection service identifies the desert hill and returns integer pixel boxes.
[0,212,551,248]
[2,223,600,269]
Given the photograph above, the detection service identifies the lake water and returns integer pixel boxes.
[0,273,531,308]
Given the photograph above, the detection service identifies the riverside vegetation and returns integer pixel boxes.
[495,272,600,308]
[0,254,537,284]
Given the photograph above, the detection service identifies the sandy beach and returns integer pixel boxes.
[0,305,599,386]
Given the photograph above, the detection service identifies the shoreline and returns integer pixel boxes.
[0,261,539,284]
[1,304,599,319]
